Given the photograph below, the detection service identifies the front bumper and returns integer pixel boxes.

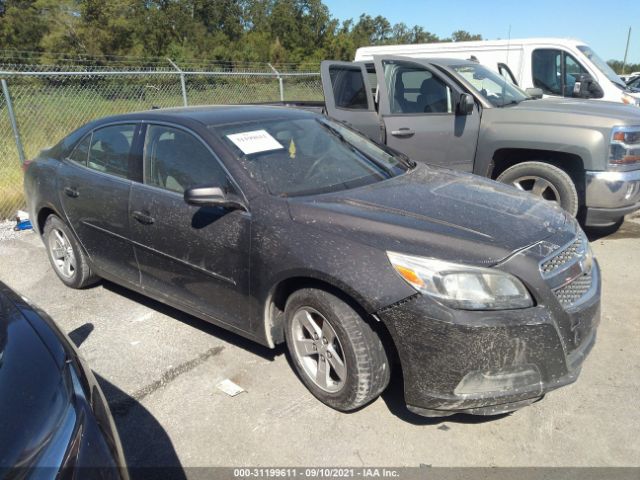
[585,169,640,226]
[376,263,601,417]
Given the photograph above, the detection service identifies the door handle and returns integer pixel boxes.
[390,128,415,138]
[63,187,79,198]
[132,210,155,225]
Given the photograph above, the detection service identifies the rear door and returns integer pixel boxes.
[372,55,480,171]
[320,61,382,142]
[128,123,251,332]
[57,123,141,285]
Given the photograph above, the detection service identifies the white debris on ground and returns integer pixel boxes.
[0,220,22,241]
[216,379,245,397]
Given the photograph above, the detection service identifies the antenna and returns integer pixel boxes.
[622,27,631,75]
[506,24,512,66]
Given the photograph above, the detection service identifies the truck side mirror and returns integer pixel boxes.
[573,74,604,99]
[525,88,543,99]
[457,94,475,115]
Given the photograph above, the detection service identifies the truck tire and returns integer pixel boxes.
[497,161,579,217]
[284,288,390,412]
[43,215,98,289]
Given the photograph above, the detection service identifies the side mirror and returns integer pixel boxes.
[457,93,475,115]
[573,74,603,99]
[183,186,246,211]
[525,87,543,99]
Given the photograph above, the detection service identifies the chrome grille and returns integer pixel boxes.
[540,238,583,275]
[554,273,593,307]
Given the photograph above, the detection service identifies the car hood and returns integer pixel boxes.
[510,97,640,123]
[287,165,571,266]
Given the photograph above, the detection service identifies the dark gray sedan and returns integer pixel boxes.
[24,106,600,417]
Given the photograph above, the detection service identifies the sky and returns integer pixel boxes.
[323,0,640,64]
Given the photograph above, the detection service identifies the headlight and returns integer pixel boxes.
[621,94,640,107]
[609,125,640,170]
[386,252,533,310]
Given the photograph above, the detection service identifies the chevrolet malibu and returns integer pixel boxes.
[24,106,600,417]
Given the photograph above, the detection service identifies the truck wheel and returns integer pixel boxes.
[43,215,98,289]
[497,162,579,217]
[284,288,390,412]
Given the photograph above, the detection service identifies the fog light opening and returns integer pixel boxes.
[454,364,542,396]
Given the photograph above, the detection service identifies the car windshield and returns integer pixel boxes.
[450,63,529,107]
[577,45,626,88]
[211,116,410,196]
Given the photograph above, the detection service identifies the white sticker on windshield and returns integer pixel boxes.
[226,129,284,155]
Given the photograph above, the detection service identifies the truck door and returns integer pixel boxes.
[372,55,480,172]
[320,61,382,142]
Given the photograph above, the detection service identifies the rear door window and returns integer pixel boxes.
[67,134,91,166]
[328,65,369,110]
[87,124,136,178]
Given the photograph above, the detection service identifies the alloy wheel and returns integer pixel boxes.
[290,307,347,392]
[48,228,76,279]
[511,175,561,204]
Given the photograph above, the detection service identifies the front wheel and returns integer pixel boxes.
[284,288,390,412]
[497,161,579,217]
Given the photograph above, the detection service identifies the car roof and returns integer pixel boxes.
[95,104,315,128]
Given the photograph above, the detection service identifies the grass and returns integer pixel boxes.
[0,77,323,219]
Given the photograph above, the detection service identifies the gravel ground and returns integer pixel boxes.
[0,220,20,242]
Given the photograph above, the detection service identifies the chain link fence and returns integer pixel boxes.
[0,61,323,219]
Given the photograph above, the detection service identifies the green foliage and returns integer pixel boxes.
[0,0,483,66]
[607,59,640,75]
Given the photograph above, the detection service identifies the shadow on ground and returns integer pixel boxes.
[101,280,283,362]
[69,323,187,480]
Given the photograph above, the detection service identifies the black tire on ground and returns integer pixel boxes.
[284,288,390,412]
[496,161,579,217]
[43,214,98,289]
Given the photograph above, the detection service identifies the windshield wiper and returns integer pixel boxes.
[316,120,398,176]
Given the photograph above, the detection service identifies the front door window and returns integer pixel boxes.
[532,49,588,97]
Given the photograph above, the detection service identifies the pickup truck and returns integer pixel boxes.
[317,56,640,227]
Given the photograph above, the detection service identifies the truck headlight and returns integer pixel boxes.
[609,125,640,170]
[387,252,533,310]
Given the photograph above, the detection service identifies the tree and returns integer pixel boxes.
[451,30,482,42]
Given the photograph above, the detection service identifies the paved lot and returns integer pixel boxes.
[1,216,639,471]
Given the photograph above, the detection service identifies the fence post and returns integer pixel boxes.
[167,58,188,107]
[1,78,26,165]
[268,63,285,102]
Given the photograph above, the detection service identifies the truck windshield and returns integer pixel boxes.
[450,63,529,107]
[211,116,410,197]
[577,45,626,88]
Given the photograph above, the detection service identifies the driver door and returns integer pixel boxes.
[128,123,251,332]
[372,55,480,171]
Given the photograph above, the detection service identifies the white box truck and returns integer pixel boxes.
[355,38,640,107]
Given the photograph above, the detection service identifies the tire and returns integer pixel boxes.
[497,161,579,217]
[43,214,98,289]
[284,288,390,412]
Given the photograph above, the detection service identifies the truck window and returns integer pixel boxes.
[532,49,588,97]
[328,66,369,110]
[383,61,453,114]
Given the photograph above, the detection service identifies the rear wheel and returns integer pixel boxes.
[43,215,98,289]
[284,288,390,412]
[497,161,579,217]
